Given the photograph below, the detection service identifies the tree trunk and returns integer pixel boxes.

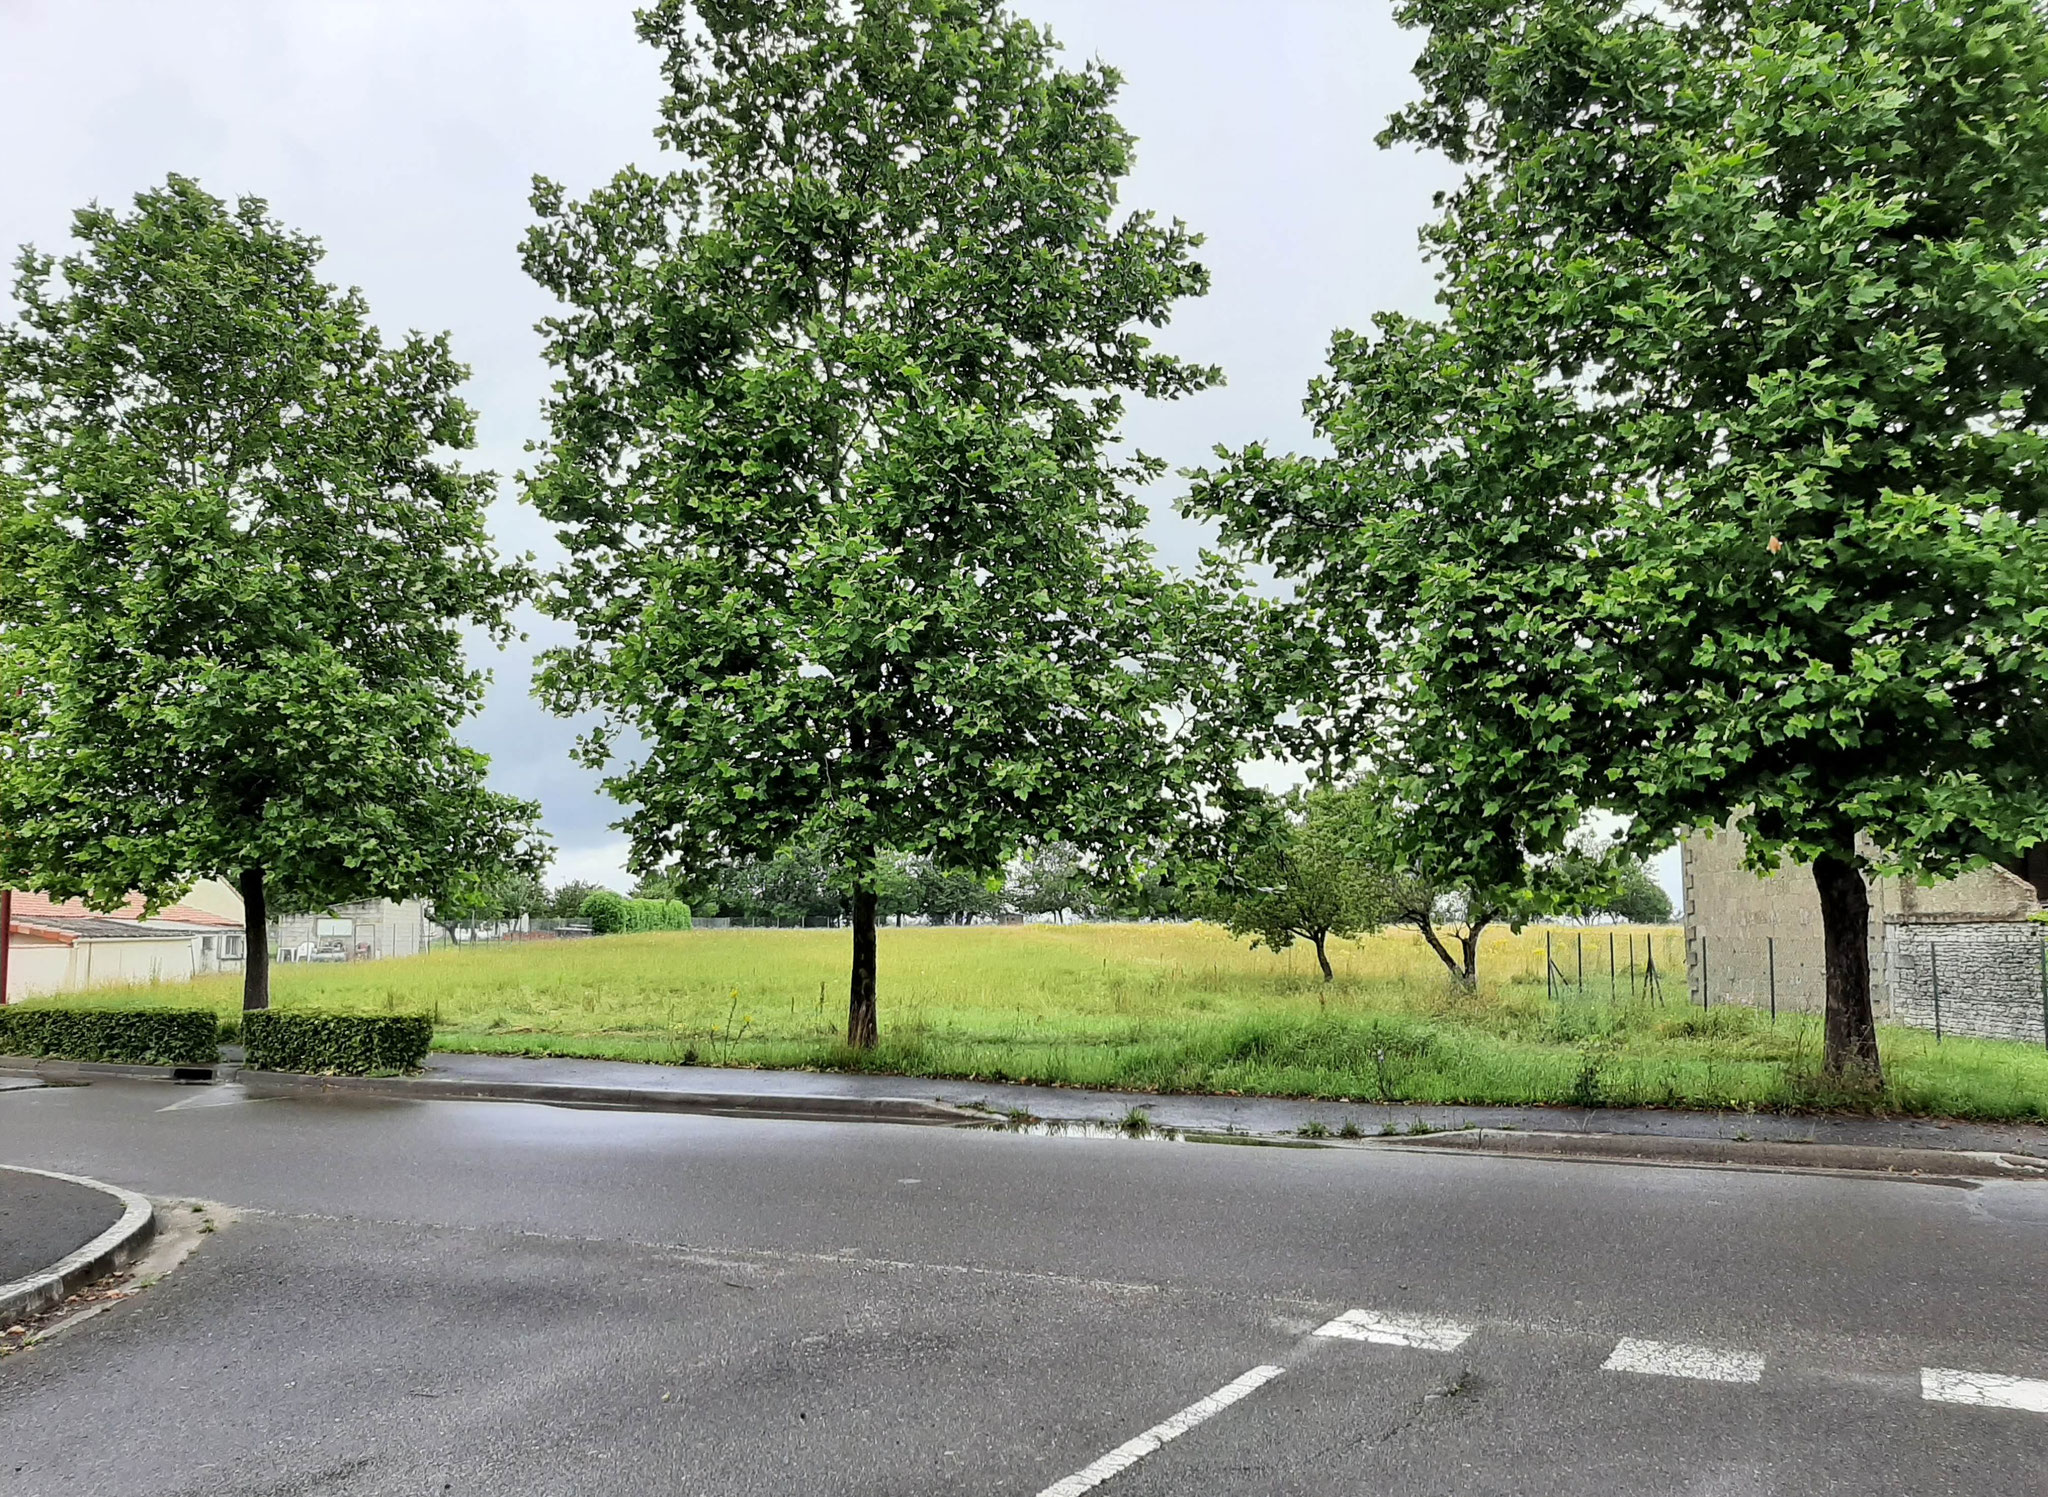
[239,865,271,1012]
[1413,918,1471,989]
[1312,932,1334,983]
[846,879,879,1049]
[1813,852,1882,1080]
[1457,923,1487,988]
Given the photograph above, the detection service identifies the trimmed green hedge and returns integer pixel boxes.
[0,1006,220,1066]
[620,898,692,933]
[242,1010,433,1076]
[579,891,691,934]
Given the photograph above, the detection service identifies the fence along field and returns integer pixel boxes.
[45,921,2048,1121]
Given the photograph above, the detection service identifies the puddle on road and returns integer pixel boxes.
[964,1114,1333,1149]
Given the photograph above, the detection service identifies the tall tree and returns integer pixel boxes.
[524,0,1240,1046]
[1193,0,2048,1076]
[0,178,544,1010]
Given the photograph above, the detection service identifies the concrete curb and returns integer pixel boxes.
[1382,1128,2048,1180]
[0,1056,226,1084]
[237,1069,985,1126]
[0,1166,156,1324]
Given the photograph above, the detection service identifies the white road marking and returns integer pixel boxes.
[1033,1364,1285,1497]
[1312,1308,1473,1351]
[1602,1338,1764,1383]
[1922,1368,2048,1414]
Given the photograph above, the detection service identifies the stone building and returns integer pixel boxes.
[272,898,433,964]
[1681,826,2048,1042]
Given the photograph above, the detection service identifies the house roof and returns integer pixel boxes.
[10,916,206,946]
[6,891,241,929]
[5,889,243,947]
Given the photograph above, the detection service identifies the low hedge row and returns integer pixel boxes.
[242,1010,433,1076]
[0,1006,220,1066]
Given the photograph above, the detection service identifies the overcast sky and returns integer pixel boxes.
[0,0,1685,907]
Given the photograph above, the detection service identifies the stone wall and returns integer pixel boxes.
[1682,822,2043,1018]
[1886,919,2048,1045]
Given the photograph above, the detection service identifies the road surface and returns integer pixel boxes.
[2,1078,2043,1495]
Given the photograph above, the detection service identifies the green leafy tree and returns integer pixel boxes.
[547,880,609,919]
[630,872,682,903]
[1209,788,1389,983]
[0,178,542,1010]
[1592,860,1674,927]
[1194,0,2048,1076]
[428,868,550,947]
[523,0,1238,1045]
[911,860,1008,926]
[871,852,920,927]
[1012,843,1094,924]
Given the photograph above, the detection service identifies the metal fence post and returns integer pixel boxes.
[1930,943,1942,1044]
[1577,931,1584,994]
[1546,929,1554,1003]
[1701,935,1709,1010]
[1767,935,1776,1024]
[1609,932,1617,1002]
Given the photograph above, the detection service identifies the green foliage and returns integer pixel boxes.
[521,0,1254,1040]
[580,890,629,934]
[629,873,680,903]
[576,890,690,935]
[432,870,551,935]
[912,860,1009,926]
[1012,844,1096,924]
[1593,860,1675,926]
[545,881,609,920]
[0,1006,218,1066]
[1193,0,2048,1072]
[0,177,545,1010]
[1209,788,1390,980]
[618,899,693,934]
[242,1010,433,1075]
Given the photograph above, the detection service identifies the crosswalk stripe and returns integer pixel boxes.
[1602,1338,1765,1383]
[1921,1368,2048,1414]
[1035,1364,1286,1497]
[1312,1309,1473,1351]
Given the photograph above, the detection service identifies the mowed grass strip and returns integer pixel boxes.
[48,922,2048,1122]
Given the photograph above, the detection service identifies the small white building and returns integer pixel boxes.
[272,898,434,964]
[2,884,246,1000]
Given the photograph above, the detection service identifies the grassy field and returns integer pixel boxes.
[48,921,2048,1121]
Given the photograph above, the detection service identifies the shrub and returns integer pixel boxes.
[242,1010,433,1075]
[0,1006,219,1066]
[620,898,692,933]
[580,889,628,934]
[580,891,690,934]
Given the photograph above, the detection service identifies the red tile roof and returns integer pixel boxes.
[6,890,241,929]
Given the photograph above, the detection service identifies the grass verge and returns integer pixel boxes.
[35,922,2048,1122]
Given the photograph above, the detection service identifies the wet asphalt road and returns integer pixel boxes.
[0,1165,121,1283]
[2,1078,2045,1496]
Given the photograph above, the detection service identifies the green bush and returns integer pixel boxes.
[620,898,692,933]
[0,1006,219,1066]
[580,889,627,934]
[579,891,690,934]
[242,1010,433,1075]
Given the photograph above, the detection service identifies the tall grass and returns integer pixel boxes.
[39,923,2048,1121]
